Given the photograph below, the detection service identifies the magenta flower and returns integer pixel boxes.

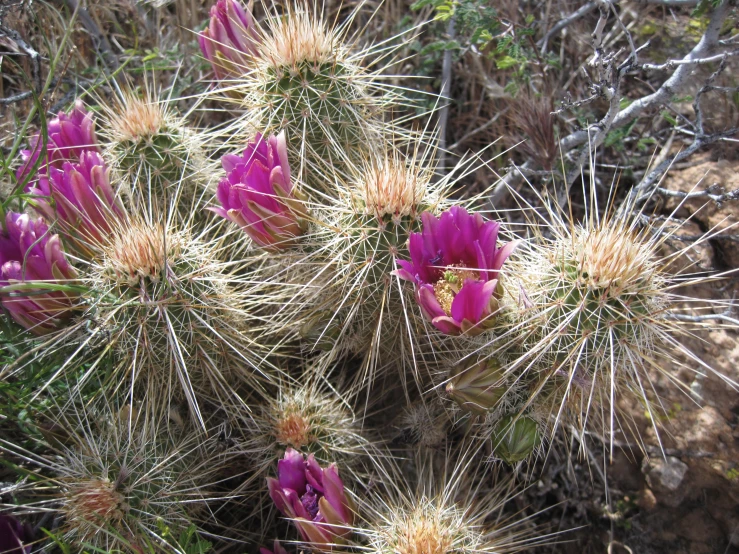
[26,151,124,246]
[211,132,308,250]
[394,206,517,336]
[260,540,289,554]
[0,514,32,554]
[199,0,259,81]
[0,213,78,335]
[17,99,99,184]
[267,448,354,549]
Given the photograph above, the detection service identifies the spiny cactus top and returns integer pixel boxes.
[212,131,308,250]
[199,0,259,81]
[267,448,354,548]
[0,212,77,334]
[394,206,517,336]
[17,100,99,182]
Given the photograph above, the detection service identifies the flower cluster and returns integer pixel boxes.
[20,102,123,248]
[17,99,99,183]
[212,132,308,250]
[199,0,259,81]
[0,213,77,334]
[268,448,353,548]
[28,151,123,244]
[394,206,517,336]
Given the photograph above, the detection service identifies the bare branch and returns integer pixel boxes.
[641,50,739,71]
[537,1,598,54]
[654,184,739,205]
[0,22,41,92]
[0,90,33,105]
[560,0,731,152]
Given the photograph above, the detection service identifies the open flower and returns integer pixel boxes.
[211,132,308,250]
[0,213,78,334]
[27,151,124,246]
[17,99,99,184]
[394,206,517,336]
[199,0,259,82]
[267,448,353,549]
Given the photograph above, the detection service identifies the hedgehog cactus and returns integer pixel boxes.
[101,90,206,215]
[282,150,450,386]
[0,407,222,553]
[82,213,267,424]
[233,368,371,482]
[202,1,395,197]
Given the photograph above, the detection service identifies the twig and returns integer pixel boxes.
[559,0,731,153]
[537,1,598,54]
[0,90,33,105]
[654,184,739,204]
[0,23,41,92]
[642,50,739,71]
[633,53,738,200]
[634,0,701,5]
[667,310,739,327]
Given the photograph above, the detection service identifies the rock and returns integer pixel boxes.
[644,456,688,491]
[637,487,658,511]
[660,158,739,269]
[642,455,689,507]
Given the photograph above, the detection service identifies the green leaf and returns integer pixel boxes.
[496,55,518,69]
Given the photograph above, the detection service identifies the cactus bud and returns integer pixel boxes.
[446,358,506,415]
[491,415,540,464]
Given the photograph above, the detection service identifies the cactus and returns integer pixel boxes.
[233,366,371,478]
[80,212,273,425]
[0,403,224,553]
[201,1,408,199]
[100,88,207,218]
[357,450,548,554]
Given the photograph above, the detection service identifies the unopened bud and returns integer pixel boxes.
[491,415,540,464]
[446,358,506,415]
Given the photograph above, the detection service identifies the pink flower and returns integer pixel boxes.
[27,151,124,246]
[17,99,99,184]
[267,448,353,550]
[394,206,517,336]
[0,213,77,334]
[211,132,308,250]
[199,0,259,81]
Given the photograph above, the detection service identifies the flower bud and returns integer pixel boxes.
[491,415,540,464]
[446,358,506,415]
[211,132,309,250]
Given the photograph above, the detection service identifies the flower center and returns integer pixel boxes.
[301,485,321,520]
[432,266,479,315]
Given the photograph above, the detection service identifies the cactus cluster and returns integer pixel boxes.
[0,0,735,552]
